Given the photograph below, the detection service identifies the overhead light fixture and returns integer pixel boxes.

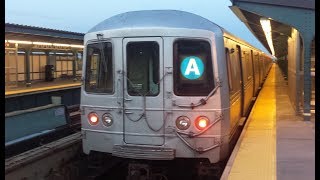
[33,42,52,45]
[53,43,70,47]
[8,40,32,44]
[260,18,275,56]
[6,40,84,49]
[70,44,84,48]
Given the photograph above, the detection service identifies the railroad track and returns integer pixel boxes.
[5,132,83,180]
[5,105,240,180]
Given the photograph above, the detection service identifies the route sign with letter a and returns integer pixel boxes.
[180,56,204,80]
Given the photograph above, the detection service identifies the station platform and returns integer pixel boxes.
[5,79,81,98]
[221,64,315,180]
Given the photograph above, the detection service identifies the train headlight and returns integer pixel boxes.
[195,116,209,130]
[88,112,99,126]
[176,116,191,130]
[102,113,113,127]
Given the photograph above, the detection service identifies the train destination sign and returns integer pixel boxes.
[180,56,204,80]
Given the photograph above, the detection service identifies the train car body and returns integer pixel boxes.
[81,10,272,164]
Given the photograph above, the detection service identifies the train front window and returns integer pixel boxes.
[126,41,159,96]
[173,40,214,96]
[85,42,113,93]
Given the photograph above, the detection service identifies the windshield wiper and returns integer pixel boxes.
[176,79,222,109]
[96,33,108,72]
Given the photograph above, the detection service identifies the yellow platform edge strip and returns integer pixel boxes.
[5,83,81,96]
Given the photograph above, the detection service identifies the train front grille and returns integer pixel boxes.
[112,144,175,160]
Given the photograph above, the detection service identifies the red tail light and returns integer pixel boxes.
[88,112,99,126]
[195,116,209,130]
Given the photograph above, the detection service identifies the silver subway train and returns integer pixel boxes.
[80,10,272,164]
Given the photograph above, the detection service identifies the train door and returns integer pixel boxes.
[241,48,254,116]
[225,47,242,139]
[258,54,263,86]
[251,50,258,97]
[122,37,165,145]
[253,52,260,95]
[260,56,264,82]
[236,45,245,117]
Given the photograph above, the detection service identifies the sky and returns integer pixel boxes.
[5,0,270,53]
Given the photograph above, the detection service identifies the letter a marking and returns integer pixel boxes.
[184,58,200,75]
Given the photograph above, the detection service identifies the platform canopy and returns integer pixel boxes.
[5,23,84,49]
[229,0,314,58]
[229,0,315,120]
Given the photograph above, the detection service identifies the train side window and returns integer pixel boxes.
[126,41,159,96]
[85,42,113,94]
[173,39,214,96]
[225,48,233,92]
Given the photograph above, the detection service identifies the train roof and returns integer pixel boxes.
[88,10,268,54]
[88,10,222,33]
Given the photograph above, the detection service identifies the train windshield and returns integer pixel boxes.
[173,39,214,96]
[85,42,113,93]
[126,41,160,96]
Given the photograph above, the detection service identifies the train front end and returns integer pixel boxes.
[81,10,230,164]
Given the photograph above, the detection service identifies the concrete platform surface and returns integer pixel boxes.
[221,64,315,180]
